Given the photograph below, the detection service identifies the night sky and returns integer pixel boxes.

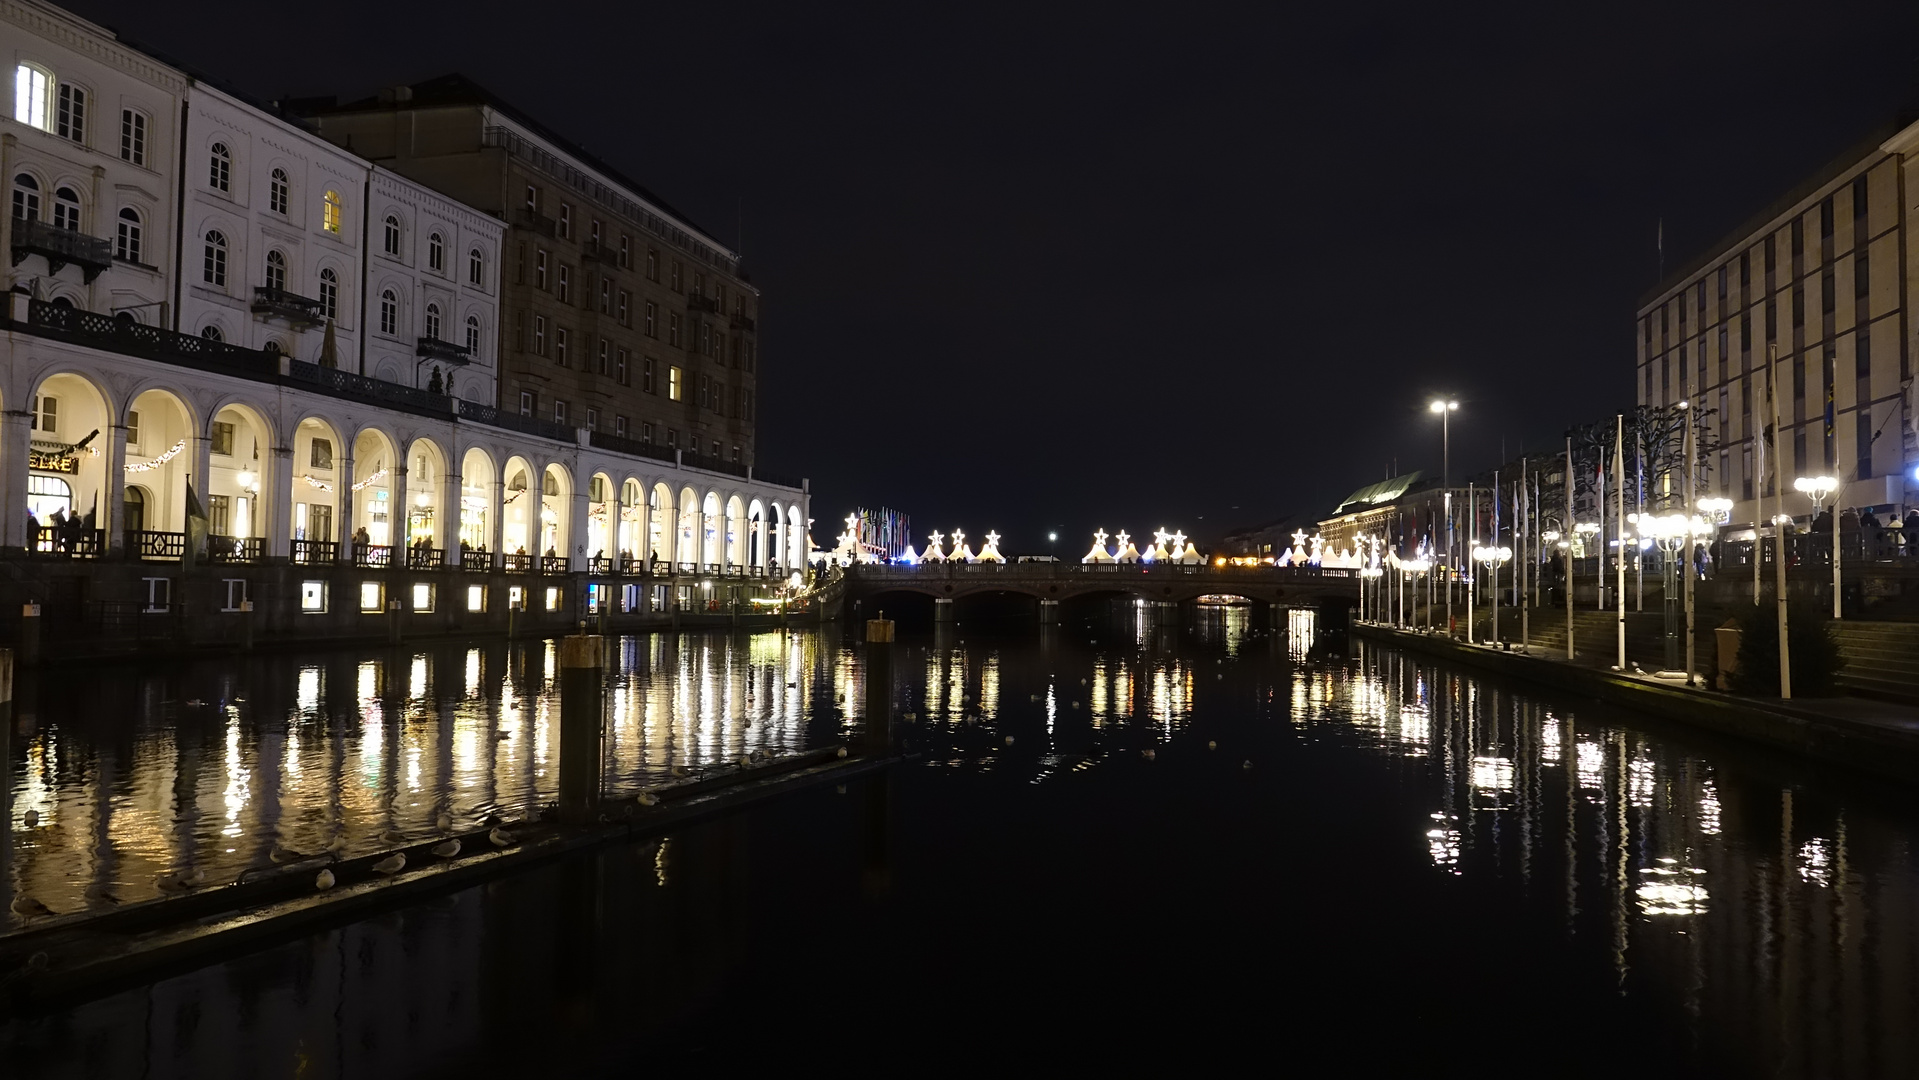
[67,0,1919,552]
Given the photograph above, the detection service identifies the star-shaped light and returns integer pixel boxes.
[1093,528,1108,547]
[1171,530,1187,550]
[1115,530,1130,548]
[985,530,1001,548]
[1152,528,1170,548]
[951,528,966,547]
[928,530,944,548]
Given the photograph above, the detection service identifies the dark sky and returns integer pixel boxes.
[67,0,1919,552]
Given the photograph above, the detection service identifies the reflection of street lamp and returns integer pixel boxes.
[1473,545,1511,644]
[1794,475,1840,618]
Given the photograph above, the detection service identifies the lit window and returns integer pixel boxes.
[300,581,326,612]
[264,249,287,292]
[668,365,682,401]
[380,290,397,335]
[425,302,441,340]
[465,314,481,354]
[269,167,289,214]
[360,581,383,612]
[466,584,485,612]
[318,267,338,319]
[508,585,524,610]
[119,109,147,165]
[322,190,342,234]
[428,232,444,272]
[115,207,143,263]
[55,82,85,143]
[13,64,51,131]
[11,173,38,221]
[468,247,484,285]
[209,142,231,192]
[411,582,433,611]
[545,586,561,611]
[52,186,79,231]
[203,230,227,286]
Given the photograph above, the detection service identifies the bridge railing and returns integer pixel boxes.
[847,562,1357,580]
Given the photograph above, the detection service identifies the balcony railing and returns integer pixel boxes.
[540,555,567,575]
[353,544,392,568]
[292,539,339,564]
[752,466,805,490]
[581,238,618,263]
[686,294,719,314]
[416,336,472,365]
[30,526,103,559]
[25,299,278,376]
[460,553,493,572]
[130,530,185,561]
[504,553,533,573]
[207,535,262,563]
[587,429,677,463]
[682,452,748,479]
[289,359,454,418]
[588,556,613,575]
[456,399,576,442]
[729,312,757,332]
[515,207,557,237]
[251,286,326,328]
[12,217,113,282]
[405,545,443,570]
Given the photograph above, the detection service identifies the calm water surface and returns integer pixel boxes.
[4,609,1917,1077]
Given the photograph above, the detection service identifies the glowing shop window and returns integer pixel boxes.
[300,581,326,612]
[544,586,561,612]
[507,586,524,610]
[360,581,383,612]
[412,582,433,612]
[467,584,486,612]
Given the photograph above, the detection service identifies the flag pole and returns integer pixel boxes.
[1614,414,1626,670]
[1769,346,1791,698]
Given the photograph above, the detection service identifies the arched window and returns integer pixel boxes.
[203,230,227,286]
[465,314,481,354]
[11,173,40,221]
[318,267,338,319]
[322,190,341,234]
[115,207,142,263]
[269,167,289,214]
[209,142,231,192]
[200,324,224,342]
[264,249,286,292]
[468,247,484,286]
[51,186,79,230]
[383,215,400,255]
[379,289,397,335]
[424,302,441,340]
[13,64,50,131]
[428,232,445,272]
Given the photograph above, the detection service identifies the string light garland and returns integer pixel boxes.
[302,475,334,492]
[124,439,186,473]
[350,468,388,492]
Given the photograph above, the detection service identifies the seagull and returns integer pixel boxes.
[1003,736,1015,746]
[315,868,336,890]
[489,827,514,848]
[737,755,751,769]
[1079,678,1088,686]
[671,766,689,777]
[325,836,348,855]
[379,830,406,845]
[84,884,124,906]
[436,811,452,833]
[637,791,659,807]
[1242,760,1254,771]
[1071,702,1081,709]
[269,844,304,864]
[1208,740,1218,751]
[372,853,406,877]
[836,747,848,759]
[431,839,461,859]
[22,809,39,828]
[1142,749,1156,762]
[11,894,54,919]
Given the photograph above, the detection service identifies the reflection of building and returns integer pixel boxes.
[1639,114,1919,530]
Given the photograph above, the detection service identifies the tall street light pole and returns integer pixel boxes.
[1432,399,1458,636]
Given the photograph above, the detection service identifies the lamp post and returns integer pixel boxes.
[1431,399,1459,633]
[1473,544,1512,645]
[1794,475,1840,618]
[1574,522,1600,607]
[1405,557,1431,630]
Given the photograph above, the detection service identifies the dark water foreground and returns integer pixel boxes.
[5,610,1918,1077]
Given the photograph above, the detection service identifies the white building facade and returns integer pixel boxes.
[3,0,183,323]
[363,165,502,405]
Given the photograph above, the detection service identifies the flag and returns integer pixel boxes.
[184,480,209,567]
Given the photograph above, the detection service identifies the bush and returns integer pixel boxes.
[1729,597,1845,697]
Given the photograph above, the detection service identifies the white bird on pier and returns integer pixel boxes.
[11,894,54,919]
[488,827,514,848]
[378,829,406,845]
[269,844,304,864]
[314,869,336,891]
[21,810,39,828]
[371,853,406,877]
[325,836,348,855]
[637,791,659,807]
[431,839,461,859]
[436,811,453,833]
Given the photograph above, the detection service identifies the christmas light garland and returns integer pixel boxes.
[124,439,186,473]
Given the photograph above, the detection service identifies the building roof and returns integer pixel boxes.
[299,73,730,259]
[1329,471,1425,517]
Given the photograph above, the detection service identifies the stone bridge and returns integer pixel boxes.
[837,561,1359,622]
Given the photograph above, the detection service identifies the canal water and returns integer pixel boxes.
[4,610,1917,1076]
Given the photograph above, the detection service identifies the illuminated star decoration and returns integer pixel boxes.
[978,530,1005,562]
[924,530,945,561]
[1084,529,1115,564]
[1291,528,1309,551]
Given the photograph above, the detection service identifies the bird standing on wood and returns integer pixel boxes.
[371,853,405,877]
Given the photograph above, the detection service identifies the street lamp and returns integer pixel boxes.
[1471,544,1510,644]
[1405,557,1431,630]
[1793,475,1841,618]
[1430,399,1459,634]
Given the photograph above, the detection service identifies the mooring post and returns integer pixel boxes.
[558,633,605,824]
[240,599,255,652]
[18,602,40,667]
[1038,598,1058,625]
[864,615,894,754]
[386,598,402,644]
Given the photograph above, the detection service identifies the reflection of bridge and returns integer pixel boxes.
[837,561,1359,622]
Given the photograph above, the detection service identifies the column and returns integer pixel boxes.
[266,445,293,561]
[389,465,408,556]
[570,487,589,572]
[335,447,354,557]
[190,433,212,543]
[488,477,505,568]
[103,421,127,556]
[0,409,31,551]
[442,468,461,566]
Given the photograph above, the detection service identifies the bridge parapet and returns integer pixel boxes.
[841,561,1358,605]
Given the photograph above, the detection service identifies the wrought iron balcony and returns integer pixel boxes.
[515,207,557,238]
[581,238,617,263]
[11,217,113,282]
[686,293,718,314]
[251,286,325,328]
[729,312,757,332]
[416,336,472,364]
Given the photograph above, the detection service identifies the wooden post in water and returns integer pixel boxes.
[558,633,605,823]
[18,602,40,667]
[864,615,894,754]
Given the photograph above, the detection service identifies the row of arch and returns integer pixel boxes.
[15,366,806,573]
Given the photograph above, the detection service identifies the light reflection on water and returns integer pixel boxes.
[6,621,1919,1076]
